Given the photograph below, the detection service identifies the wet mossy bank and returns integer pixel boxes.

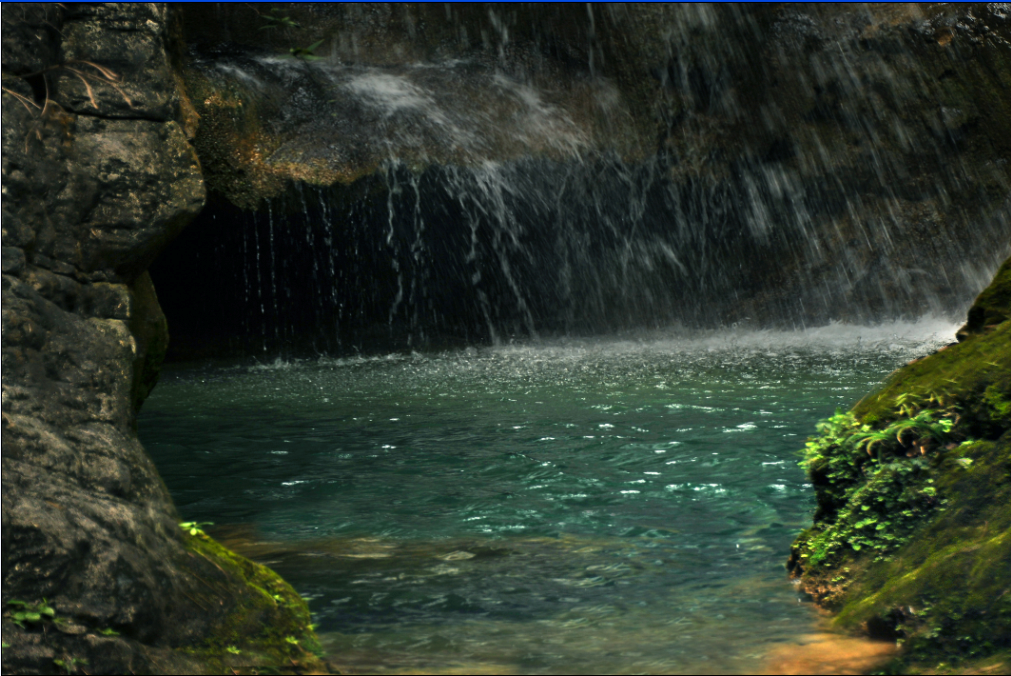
[789,257,1011,673]
[173,531,326,675]
[2,526,326,675]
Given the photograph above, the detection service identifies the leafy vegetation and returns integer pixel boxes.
[259,7,301,31]
[53,656,87,675]
[7,599,61,629]
[290,40,324,61]
[256,6,324,62]
[796,404,956,570]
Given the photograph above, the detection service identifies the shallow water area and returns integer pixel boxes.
[140,320,956,673]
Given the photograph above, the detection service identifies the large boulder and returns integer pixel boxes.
[1,4,322,673]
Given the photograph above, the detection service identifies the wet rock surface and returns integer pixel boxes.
[155,3,1011,358]
[956,255,1011,340]
[2,4,319,674]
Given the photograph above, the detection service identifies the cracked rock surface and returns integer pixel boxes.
[2,5,321,674]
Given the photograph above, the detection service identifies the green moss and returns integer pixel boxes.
[177,532,325,674]
[853,321,1011,432]
[835,435,1011,670]
[955,257,1011,341]
[791,257,1011,671]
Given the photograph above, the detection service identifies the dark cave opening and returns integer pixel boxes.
[150,158,767,361]
[151,150,1001,363]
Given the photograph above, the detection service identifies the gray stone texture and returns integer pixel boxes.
[1,4,232,673]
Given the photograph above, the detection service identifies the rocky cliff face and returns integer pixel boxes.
[152,2,1010,358]
[1,5,319,674]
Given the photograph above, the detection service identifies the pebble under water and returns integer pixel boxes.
[138,320,957,674]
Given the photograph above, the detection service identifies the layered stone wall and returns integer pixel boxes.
[1,4,319,673]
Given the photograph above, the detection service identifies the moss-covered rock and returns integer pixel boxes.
[175,530,326,674]
[956,256,1011,342]
[789,257,1011,673]
[833,434,1011,670]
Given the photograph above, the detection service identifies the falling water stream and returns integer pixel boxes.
[157,34,1008,358]
[138,321,954,673]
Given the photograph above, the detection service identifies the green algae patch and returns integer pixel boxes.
[177,531,326,674]
[790,258,1011,672]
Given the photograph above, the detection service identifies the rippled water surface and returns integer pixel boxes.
[140,321,954,673]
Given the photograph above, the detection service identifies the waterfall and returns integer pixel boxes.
[156,4,1011,358]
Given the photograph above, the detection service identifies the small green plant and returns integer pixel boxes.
[894,392,923,416]
[285,635,300,645]
[226,645,242,655]
[179,521,213,537]
[887,409,953,445]
[290,40,324,61]
[53,657,87,674]
[8,599,56,628]
[852,426,893,460]
[98,627,119,636]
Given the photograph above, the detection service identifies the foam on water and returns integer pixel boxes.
[233,317,956,376]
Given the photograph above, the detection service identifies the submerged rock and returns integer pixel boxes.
[789,256,1011,672]
[956,256,1011,341]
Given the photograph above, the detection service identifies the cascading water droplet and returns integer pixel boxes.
[252,207,266,352]
[267,200,281,346]
[386,163,405,334]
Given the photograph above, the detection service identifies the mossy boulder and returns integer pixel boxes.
[175,530,326,674]
[1,526,326,676]
[956,256,1011,342]
[789,258,1011,673]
